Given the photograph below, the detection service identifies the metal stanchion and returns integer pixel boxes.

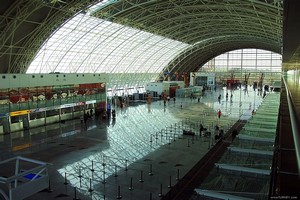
[102,155,106,166]
[102,164,106,184]
[88,178,93,192]
[64,172,68,185]
[187,138,190,147]
[129,177,134,191]
[158,183,163,197]
[91,160,94,172]
[114,165,118,177]
[168,176,172,188]
[116,185,122,199]
[78,167,82,178]
[176,169,180,181]
[73,187,80,200]
[173,130,176,142]
[125,160,128,171]
[139,170,144,182]
[78,168,82,188]
[208,133,211,149]
[165,129,168,140]
[149,164,153,176]
[174,123,177,135]
[102,170,106,184]
[48,178,53,192]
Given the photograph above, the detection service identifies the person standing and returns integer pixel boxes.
[217,109,222,119]
[80,114,84,124]
[218,95,221,103]
[232,129,238,141]
[200,124,204,136]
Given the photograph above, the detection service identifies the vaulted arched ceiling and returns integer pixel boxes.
[92,0,282,77]
[0,0,283,83]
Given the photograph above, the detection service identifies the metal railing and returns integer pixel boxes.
[282,76,300,176]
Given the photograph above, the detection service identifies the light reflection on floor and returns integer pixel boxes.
[0,86,270,200]
[54,87,264,199]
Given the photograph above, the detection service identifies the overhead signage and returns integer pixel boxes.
[86,100,96,104]
[60,103,75,109]
[76,102,85,106]
[30,101,93,113]
[31,108,47,113]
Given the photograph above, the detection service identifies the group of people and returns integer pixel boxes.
[214,125,224,143]
[80,107,117,125]
[218,92,233,103]
[80,109,93,124]
[200,124,239,142]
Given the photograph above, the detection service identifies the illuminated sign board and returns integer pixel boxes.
[86,100,96,104]
[10,110,30,116]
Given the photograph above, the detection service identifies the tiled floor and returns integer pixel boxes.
[196,93,280,200]
[0,87,264,200]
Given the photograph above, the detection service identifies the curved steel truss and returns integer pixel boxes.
[93,0,282,80]
[0,0,283,85]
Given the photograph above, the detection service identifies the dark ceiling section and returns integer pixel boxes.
[96,1,281,43]
[0,0,14,15]
[0,0,99,73]
[0,1,47,73]
[282,0,300,70]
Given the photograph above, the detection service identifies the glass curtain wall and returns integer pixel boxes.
[201,49,282,85]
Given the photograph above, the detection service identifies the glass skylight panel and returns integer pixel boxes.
[27,13,188,74]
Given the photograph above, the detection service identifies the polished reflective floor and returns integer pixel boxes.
[197,92,280,199]
[0,86,265,200]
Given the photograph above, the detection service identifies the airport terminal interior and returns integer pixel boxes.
[0,0,300,200]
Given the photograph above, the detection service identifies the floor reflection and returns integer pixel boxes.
[0,86,270,200]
